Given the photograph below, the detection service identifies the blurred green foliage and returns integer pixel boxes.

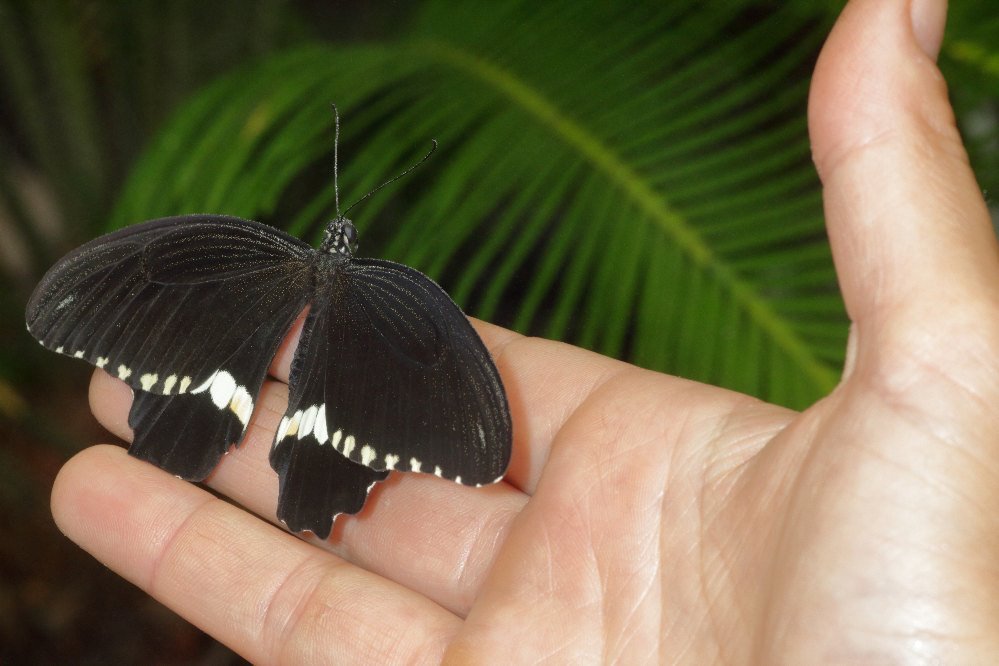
[1,0,997,660]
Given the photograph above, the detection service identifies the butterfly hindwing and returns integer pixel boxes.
[270,294,389,538]
[128,391,249,480]
[271,438,389,540]
[26,215,315,479]
[125,308,305,479]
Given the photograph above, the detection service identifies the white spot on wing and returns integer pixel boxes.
[454,476,462,484]
[314,404,328,444]
[139,373,158,391]
[190,371,217,394]
[179,376,192,393]
[117,365,132,381]
[331,429,342,451]
[73,350,85,359]
[384,453,399,470]
[298,405,318,439]
[285,410,303,438]
[276,416,291,443]
[409,457,422,473]
[343,435,356,457]
[188,370,244,415]
[433,466,443,478]
[96,357,108,368]
[209,371,238,409]
[476,475,506,488]
[229,386,253,426]
[163,375,177,394]
[55,346,64,353]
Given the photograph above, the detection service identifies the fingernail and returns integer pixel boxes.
[910,0,947,60]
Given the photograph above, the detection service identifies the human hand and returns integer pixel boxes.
[50,0,999,662]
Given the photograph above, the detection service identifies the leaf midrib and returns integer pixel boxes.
[421,39,838,394]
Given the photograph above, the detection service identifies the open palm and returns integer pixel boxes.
[52,0,999,662]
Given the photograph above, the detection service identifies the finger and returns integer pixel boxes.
[50,445,460,663]
[269,314,656,494]
[91,369,529,615]
[95,313,731,496]
[808,0,999,378]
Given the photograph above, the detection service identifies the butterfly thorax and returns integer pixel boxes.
[320,217,358,256]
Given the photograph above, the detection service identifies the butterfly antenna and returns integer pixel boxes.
[331,103,342,216]
[340,140,438,220]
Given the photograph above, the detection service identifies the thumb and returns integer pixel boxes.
[809,0,999,389]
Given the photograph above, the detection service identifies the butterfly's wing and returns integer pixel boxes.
[270,258,511,538]
[26,215,314,479]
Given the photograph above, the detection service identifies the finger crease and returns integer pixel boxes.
[145,494,222,597]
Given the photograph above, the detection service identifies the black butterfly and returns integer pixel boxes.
[25,119,512,539]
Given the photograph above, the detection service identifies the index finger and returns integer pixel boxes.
[268,314,641,494]
[95,311,750,497]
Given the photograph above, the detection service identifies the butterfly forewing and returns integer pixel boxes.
[27,215,314,479]
[143,216,313,285]
[272,258,512,494]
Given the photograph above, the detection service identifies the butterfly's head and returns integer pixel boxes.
[322,217,358,256]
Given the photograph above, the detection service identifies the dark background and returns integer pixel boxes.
[2,1,997,662]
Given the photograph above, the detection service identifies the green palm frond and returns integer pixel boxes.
[112,0,846,409]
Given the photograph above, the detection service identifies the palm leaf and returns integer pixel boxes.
[111,0,846,409]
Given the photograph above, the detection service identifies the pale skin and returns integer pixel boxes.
[50,0,999,662]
